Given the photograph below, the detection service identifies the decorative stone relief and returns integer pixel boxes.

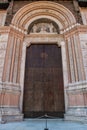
[0,34,8,81]
[0,11,7,26]
[0,34,8,42]
[80,8,87,25]
[79,34,87,80]
[30,23,58,34]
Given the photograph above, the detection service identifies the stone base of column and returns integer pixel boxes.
[64,107,87,123]
[0,114,23,123]
[0,107,23,123]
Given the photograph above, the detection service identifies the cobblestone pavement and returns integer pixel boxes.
[0,119,87,130]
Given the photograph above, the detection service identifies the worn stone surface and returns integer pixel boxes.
[80,8,87,25]
[0,11,7,26]
[79,33,87,80]
[0,34,8,81]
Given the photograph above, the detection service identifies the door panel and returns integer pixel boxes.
[23,44,65,118]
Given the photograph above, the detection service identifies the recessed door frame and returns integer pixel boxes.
[19,34,68,115]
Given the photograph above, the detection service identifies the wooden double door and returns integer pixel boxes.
[23,44,65,118]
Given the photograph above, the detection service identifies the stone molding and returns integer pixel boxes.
[0,107,23,123]
[65,108,87,123]
[0,26,10,34]
[0,107,21,115]
[66,81,87,93]
[10,24,26,34]
[9,27,24,39]
[60,23,80,34]
[24,33,64,47]
[0,82,21,94]
[64,25,87,38]
[11,1,76,32]
[66,107,87,116]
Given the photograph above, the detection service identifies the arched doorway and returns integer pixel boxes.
[23,18,65,118]
[23,44,65,118]
[1,1,78,122]
[9,1,76,116]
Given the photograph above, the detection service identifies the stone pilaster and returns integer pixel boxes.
[0,27,24,123]
[64,26,86,83]
[64,25,87,122]
[2,27,24,83]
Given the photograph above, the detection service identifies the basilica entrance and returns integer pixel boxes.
[23,44,65,118]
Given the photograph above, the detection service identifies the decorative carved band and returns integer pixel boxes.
[0,82,21,94]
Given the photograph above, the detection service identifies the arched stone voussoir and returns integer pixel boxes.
[11,1,76,32]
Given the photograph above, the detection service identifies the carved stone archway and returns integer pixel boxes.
[2,1,86,122]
